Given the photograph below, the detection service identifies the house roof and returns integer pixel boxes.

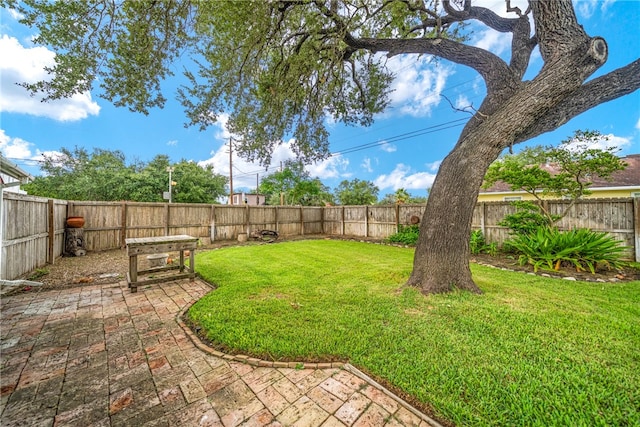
[0,154,31,187]
[480,153,640,193]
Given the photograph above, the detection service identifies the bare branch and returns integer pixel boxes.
[443,0,520,33]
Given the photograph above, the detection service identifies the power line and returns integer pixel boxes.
[231,116,469,177]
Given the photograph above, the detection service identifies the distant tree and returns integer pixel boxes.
[11,0,640,294]
[172,160,228,203]
[24,147,133,201]
[24,150,227,203]
[483,130,628,228]
[259,161,333,206]
[335,179,379,205]
[378,188,427,205]
[126,154,171,202]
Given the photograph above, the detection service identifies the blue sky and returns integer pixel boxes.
[1,0,639,199]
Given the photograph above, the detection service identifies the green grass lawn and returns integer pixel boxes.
[188,240,640,426]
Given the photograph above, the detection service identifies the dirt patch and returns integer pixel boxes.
[8,235,316,294]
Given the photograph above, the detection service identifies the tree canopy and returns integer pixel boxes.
[23,148,228,203]
[258,161,334,206]
[8,0,640,294]
[335,179,379,205]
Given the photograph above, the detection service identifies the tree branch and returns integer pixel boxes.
[348,36,515,95]
[443,0,520,33]
[515,58,640,143]
[530,0,590,63]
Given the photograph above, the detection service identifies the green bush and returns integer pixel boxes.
[499,201,560,235]
[470,230,497,255]
[507,227,628,273]
[385,224,420,245]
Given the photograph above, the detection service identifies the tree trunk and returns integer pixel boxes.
[407,127,505,294]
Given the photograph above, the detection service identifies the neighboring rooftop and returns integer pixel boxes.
[481,153,640,193]
[1,154,32,189]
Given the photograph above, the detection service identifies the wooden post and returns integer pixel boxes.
[276,206,280,233]
[48,199,55,264]
[210,205,216,242]
[120,201,127,248]
[480,202,486,236]
[634,197,640,262]
[341,206,345,236]
[364,206,368,238]
[395,203,400,232]
[245,204,250,235]
[165,203,170,235]
[300,206,305,236]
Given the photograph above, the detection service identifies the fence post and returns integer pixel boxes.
[364,206,368,238]
[276,206,280,233]
[480,202,486,236]
[300,206,305,236]
[341,206,345,236]
[165,204,170,235]
[210,205,216,242]
[48,199,55,264]
[245,204,250,235]
[395,203,400,232]
[120,201,127,248]
[634,197,640,262]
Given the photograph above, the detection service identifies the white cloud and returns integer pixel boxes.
[199,128,351,189]
[574,0,616,19]
[307,155,350,180]
[473,29,511,57]
[636,117,640,130]
[167,140,178,146]
[373,163,437,191]
[564,132,631,152]
[7,8,24,20]
[425,160,442,172]
[212,113,232,140]
[385,55,453,117]
[0,129,61,170]
[0,129,33,159]
[361,157,373,173]
[0,35,100,121]
[455,94,470,110]
[380,142,397,153]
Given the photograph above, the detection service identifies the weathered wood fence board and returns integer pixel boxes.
[1,193,67,279]
[2,194,639,280]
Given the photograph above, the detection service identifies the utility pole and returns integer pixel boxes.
[228,137,233,205]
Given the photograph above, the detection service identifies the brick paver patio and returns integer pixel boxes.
[0,280,440,426]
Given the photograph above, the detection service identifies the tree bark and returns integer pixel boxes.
[402,0,635,295]
[407,115,510,294]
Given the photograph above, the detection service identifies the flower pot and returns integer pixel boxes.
[66,216,85,228]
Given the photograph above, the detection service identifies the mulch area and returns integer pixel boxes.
[8,236,639,295]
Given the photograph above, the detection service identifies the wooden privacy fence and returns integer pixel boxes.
[2,192,639,280]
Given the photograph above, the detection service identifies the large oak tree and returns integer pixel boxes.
[7,0,639,294]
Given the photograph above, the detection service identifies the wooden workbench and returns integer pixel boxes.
[125,235,198,292]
